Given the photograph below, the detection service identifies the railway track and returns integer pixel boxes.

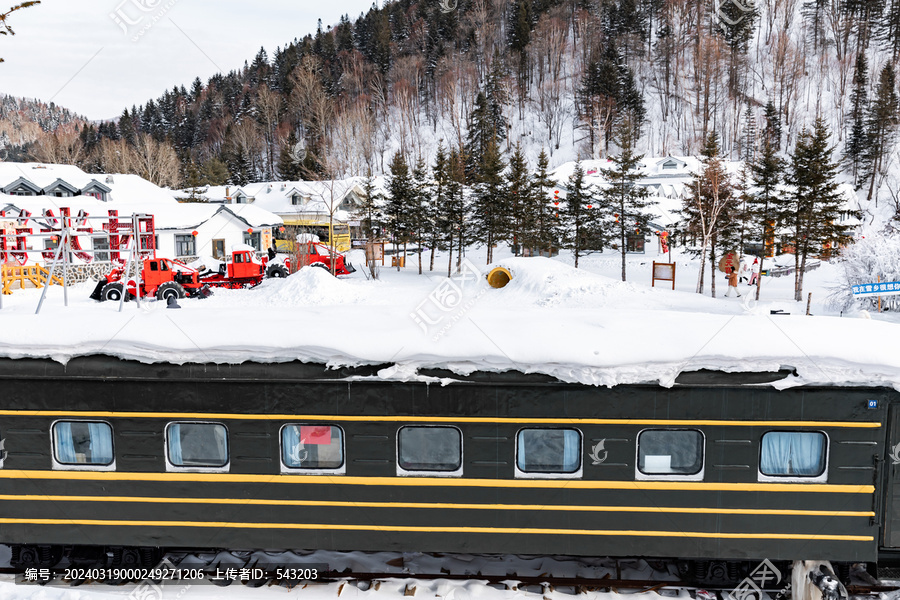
[2,550,897,597]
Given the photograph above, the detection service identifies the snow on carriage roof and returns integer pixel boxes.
[0,254,897,391]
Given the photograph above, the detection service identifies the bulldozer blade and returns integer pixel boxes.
[89,280,105,301]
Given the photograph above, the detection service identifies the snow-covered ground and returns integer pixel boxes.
[0,243,896,389]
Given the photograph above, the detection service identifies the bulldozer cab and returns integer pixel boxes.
[144,259,172,288]
[228,249,262,279]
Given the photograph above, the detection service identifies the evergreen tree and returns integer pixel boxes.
[601,118,655,281]
[528,150,559,255]
[360,168,384,280]
[200,158,229,186]
[470,138,508,264]
[863,63,900,202]
[447,146,470,275]
[386,152,415,270]
[762,101,782,150]
[563,161,601,268]
[844,54,870,186]
[785,118,856,301]
[277,131,304,181]
[747,136,785,300]
[506,143,531,256]
[411,157,433,275]
[429,142,451,273]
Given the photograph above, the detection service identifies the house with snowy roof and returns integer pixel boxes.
[176,178,369,226]
[0,163,283,265]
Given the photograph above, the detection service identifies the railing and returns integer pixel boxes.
[1,264,65,295]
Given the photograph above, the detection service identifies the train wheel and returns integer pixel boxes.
[100,282,127,302]
[156,281,186,302]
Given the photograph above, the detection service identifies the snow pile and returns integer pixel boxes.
[487,257,727,312]
[0,249,897,390]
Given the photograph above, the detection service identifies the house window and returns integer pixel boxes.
[281,425,344,471]
[292,194,301,205]
[212,239,225,259]
[626,233,645,253]
[398,426,462,473]
[175,234,195,257]
[637,429,704,476]
[167,423,228,468]
[243,232,261,250]
[516,428,581,474]
[92,237,110,262]
[760,432,826,477]
[52,421,114,466]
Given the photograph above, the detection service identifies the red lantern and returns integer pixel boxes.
[247,228,254,234]
[191,230,198,237]
[554,190,559,194]
[587,204,592,209]
[554,201,560,206]
[279,226,285,233]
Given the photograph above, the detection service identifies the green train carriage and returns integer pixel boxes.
[0,356,897,581]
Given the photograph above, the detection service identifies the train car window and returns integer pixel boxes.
[516,428,581,474]
[760,431,827,478]
[281,424,344,472]
[166,423,228,469]
[52,421,114,467]
[397,426,462,474]
[637,429,704,478]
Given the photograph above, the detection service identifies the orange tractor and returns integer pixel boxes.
[90,247,290,302]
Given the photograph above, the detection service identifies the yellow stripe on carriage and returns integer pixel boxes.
[0,410,882,428]
[0,470,876,493]
[0,517,875,541]
[0,493,876,517]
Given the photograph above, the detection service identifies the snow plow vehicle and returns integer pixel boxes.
[90,246,290,302]
[295,240,356,276]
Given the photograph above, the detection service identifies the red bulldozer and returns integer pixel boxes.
[91,246,290,302]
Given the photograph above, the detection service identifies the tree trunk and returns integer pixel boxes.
[448,232,454,277]
[709,244,717,298]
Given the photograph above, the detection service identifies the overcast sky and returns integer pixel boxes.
[0,0,376,121]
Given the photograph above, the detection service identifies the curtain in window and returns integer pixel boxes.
[168,424,183,465]
[791,433,825,475]
[563,429,580,470]
[283,425,302,466]
[88,423,113,464]
[55,422,77,464]
[761,432,824,476]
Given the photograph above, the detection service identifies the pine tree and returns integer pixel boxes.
[360,168,383,280]
[747,136,785,300]
[447,146,470,275]
[386,152,415,270]
[601,118,655,281]
[863,64,900,202]
[429,142,451,273]
[277,131,304,181]
[563,161,601,268]
[470,138,508,264]
[762,101,782,150]
[844,54,870,186]
[200,158,229,186]
[411,157,432,275]
[786,117,856,301]
[528,150,558,255]
[506,143,531,256]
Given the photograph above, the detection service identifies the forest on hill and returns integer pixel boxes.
[5,0,900,205]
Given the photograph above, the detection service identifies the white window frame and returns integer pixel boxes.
[50,419,116,472]
[514,427,583,480]
[758,430,829,483]
[165,421,230,473]
[634,428,705,482]
[280,424,346,475]
[396,425,463,478]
